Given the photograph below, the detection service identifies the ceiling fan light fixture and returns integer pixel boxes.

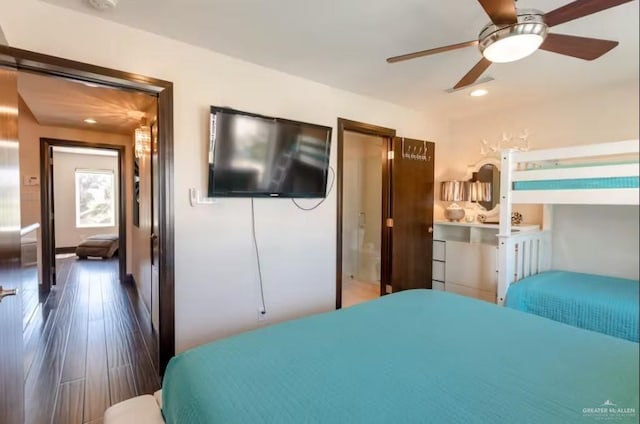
[479,10,547,63]
[483,33,544,63]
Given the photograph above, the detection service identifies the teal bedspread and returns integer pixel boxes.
[513,176,639,190]
[506,271,639,342]
[163,290,639,424]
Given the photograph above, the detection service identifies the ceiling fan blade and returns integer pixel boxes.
[477,0,517,25]
[453,58,492,89]
[539,33,619,60]
[386,41,478,63]
[544,0,634,27]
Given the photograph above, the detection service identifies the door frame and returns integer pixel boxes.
[336,118,396,309]
[0,45,175,373]
[40,139,127,286]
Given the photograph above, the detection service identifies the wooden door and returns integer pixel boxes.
[390,137,435,291]
[39,139,56,292]
[0,67,24,424]
[150,118,160,352]
[46,144,56,287]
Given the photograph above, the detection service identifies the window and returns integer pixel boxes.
[75,169,116,228]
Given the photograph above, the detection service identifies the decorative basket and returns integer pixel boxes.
[445,207,465,222]
[511,211,523,225]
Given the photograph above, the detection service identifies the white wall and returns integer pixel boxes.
[552,205,639,280]
[342,131,383,282]
[438,79,639,223]
[52,150,119,248]
[0,0,444,352]
[131,104,157,317]
[438,80,639,279]
[362,140,383,256]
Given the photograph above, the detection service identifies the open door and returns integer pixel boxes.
[0,67,24,424]
[150,116,160,369]
[389,137,435,292]
[41,143,56,290]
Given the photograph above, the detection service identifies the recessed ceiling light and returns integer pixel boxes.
[84,118,97,124]
[470,89,488,97]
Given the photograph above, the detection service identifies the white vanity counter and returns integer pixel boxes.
[432,221,539,303]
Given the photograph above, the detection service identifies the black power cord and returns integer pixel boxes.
[291,166,336,211]
[251,166,335,315]
[250,197,267,315]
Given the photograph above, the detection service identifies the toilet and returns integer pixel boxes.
[357,243,381,283]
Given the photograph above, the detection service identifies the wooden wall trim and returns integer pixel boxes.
[0,45,171,93]
[157,87,175,373]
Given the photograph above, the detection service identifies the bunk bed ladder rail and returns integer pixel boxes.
[513,233,546,281]
[497,231,551,305]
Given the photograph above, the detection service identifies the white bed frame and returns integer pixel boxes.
[497,139,639,304]
[104,390,165,424]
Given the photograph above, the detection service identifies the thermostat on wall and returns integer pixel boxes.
[24,176,40,186]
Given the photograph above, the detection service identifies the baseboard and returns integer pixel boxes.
[124,272,155,334]
[55,246,77,254]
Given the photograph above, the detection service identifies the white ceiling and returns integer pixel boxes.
[40,0,639,114]
[19,72,156,134]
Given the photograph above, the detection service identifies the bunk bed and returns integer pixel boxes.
[497,140,639,342]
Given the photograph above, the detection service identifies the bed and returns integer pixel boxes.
[150,290,639,424]
[496,141,639,325]
[505,271,639,342]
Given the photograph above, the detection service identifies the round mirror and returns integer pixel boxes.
[471,163,500,212]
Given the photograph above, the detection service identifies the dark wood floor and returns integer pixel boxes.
[21,262,42,333]
[23,256,160,424]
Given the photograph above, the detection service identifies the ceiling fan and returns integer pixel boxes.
[387,0,633,90]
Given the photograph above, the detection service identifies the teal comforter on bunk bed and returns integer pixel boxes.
[512,160,639,190]
[162,290,639,424]
[506,271,639,342]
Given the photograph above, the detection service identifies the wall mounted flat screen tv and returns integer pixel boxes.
[208,107,332,198]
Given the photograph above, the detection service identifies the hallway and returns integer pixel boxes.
[23,256,160,424]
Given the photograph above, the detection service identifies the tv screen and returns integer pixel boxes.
[208,107,332,198]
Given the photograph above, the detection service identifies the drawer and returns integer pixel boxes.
[444,241,497,292]
[432,260,445,281]
[432,281,445,291]
[433,240,445,261]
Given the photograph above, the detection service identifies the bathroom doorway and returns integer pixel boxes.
[336,118,396,308]
[341,130,387,307]
[336,118,435,309]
